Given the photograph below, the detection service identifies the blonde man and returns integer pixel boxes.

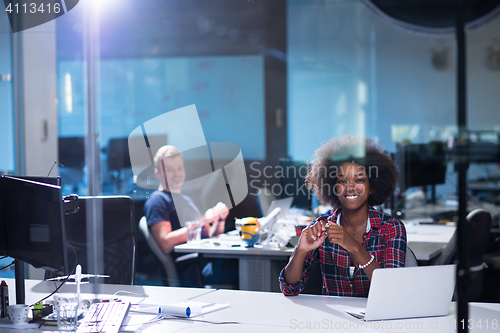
[144,145,229,255]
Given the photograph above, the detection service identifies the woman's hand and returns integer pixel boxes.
[325,223,359,252]
[297,220,328,253]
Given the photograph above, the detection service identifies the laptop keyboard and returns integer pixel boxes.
[76,301,131,333]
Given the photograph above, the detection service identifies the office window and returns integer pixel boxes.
[44,0,500,287]
[56,1,268,196]
[287,0,500,200]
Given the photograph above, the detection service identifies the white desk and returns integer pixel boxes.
[0,278,216,333]
[189,289,500,333]
[2,279,500,333]
[6,278,215,308]
[175,232,292,292]
[403,201,500,221]
[404,222,456,261]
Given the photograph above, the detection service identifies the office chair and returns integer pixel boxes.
[138,216,203,287]
[47,196,136,285]
[435,208,492,301]
[405,246,418,267]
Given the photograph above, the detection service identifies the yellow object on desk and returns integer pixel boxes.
[237,217,261,247]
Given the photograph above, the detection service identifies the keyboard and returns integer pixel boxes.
[76,301,131,333]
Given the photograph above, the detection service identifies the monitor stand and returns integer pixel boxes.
[14,259,25,305]
[423,184,437,205]
[430,184,436,204]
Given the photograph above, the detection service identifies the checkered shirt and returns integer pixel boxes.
[279,206,407,297]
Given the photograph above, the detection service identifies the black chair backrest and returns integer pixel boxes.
[467,209,492,267]
[434,209,492,301]
[436,208,492,266]
[436,230,458,266]
[48,196,136,284]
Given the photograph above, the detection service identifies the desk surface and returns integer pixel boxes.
[190,289,500,333]
[403,222,455,261]
[6,278,214,307]
[404,223,455,243]
[403,201,500,221]
[174,232,293,259]
[3,279,500,333]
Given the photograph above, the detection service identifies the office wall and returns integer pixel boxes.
[288,0,500,161]
[57,55,266,160]
[21,22,58,178]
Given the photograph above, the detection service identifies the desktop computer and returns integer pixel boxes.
[0,175,70,304]
[279,158,312,210]
[396,141,448,205]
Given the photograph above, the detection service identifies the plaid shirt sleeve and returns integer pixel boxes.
[278,245,319,296]
[379,218,407,268]
[278,217,328,296]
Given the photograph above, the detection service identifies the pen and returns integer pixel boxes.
[322,221,332,235]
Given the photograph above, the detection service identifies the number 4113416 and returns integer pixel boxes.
[5,2,61,14]
[445,319,498,330]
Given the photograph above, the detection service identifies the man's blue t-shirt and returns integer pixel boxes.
[143,190,201,230]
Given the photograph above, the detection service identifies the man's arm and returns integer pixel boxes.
[200,202,229,238]
[150,221,187,254]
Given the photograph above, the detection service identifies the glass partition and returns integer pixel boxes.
[0,3,15,279]
[9,0,500,291]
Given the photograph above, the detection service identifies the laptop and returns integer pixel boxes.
[266,197,294,218]
[345,265,456,321]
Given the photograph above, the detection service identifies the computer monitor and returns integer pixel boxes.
[450,131,500,163]
[107,138,131,171]
[13,176,61,186]
[58,137,85,169]
[396,141,447,190]
[0,175,69,275]
[279,158,312,210]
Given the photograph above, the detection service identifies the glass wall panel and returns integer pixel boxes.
[45,0,500,288]
[0,11,14,174]
[288,0,500,205]
[0,4,15,279]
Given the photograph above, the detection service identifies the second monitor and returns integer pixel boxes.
[0,176,69,275]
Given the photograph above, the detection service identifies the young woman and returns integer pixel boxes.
[280,136,406,297]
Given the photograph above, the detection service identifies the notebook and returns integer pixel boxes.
[345,265,456,321]
[266,197,294,218]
